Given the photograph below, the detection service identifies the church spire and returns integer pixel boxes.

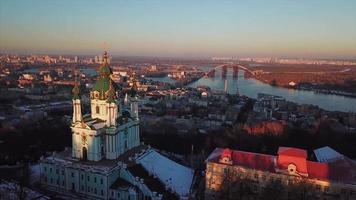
[129,76,138,98]
[98,51,112,78]
[72,74,80,100]
[106,80,117,103]
[103,51,109,65]
[92,51,117,100]
[72,74,82,123]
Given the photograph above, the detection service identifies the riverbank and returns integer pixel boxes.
[250,74,356,98]
[189,68,356,112]
[245,63,356,97]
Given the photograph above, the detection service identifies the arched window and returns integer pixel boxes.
[96,106,100,114]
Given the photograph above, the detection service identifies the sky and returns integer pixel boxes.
[0,0,356,59]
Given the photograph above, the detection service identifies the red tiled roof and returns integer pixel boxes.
[207,147,356,185]
[278,147,307,158]
[232,150,276,172]
[307,161,329,180]
[307,156,356,184]
[206,148,276,173]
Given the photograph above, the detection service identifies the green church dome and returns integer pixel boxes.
[91,51,120,100]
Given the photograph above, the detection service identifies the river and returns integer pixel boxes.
[188,66,356,113]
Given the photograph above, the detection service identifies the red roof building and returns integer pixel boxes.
[205,147,356,200]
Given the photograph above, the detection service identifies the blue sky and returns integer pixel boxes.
[1,0,355,58]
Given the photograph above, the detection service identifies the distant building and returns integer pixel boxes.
[205,147,356,200]
[150,65,157,71]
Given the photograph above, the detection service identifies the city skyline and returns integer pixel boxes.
[1,0,356,59]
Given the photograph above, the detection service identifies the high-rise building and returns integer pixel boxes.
[99,55,103,64]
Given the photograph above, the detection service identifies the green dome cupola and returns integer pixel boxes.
[91,51,119,100]
[72,76,81,100]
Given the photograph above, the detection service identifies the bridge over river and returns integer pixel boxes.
[190,66,356,113]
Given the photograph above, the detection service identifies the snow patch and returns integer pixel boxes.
[136,150,194,198]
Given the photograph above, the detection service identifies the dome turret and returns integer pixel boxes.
[91,51,119,100]
[72,77,80,100]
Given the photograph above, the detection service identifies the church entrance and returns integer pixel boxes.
[82,147,87,161]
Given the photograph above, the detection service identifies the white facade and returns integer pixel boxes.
[40,52,182,200]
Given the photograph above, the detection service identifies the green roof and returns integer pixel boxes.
[72,81,80,99]
[128,87,137,98]
[91,52,121,100]
[106,83,117,103]
[92,77,120,100]
[93,76,110,93]
[99,64,112,75]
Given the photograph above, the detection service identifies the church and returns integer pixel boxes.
[39,52,194,200]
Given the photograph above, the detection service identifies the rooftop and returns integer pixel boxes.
[207,147,356,185]
[110,177,135,190]
[42,145,148,170]
[128,164,179,200]
[135,149,194,198]
[314,146,343,163]
[278,147,307,158]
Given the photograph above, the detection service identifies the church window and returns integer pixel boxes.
[50,178,53,184]
[72,183,75,190]
[118,193,120,198]
[44,167,47,172]
[124,140,128,149]
[81,174,83,180]
[94,188,97,194]
[94,177,97,183]
[96,106,100,114]
[71,172,74,177]
[101,190,104,195]
[100,178,103,184]
[223,168,228,174]
[87,176,90,181]
[49,168,52,173]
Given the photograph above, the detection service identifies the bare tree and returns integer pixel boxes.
[218,171,255,200]
[260,179,285,200]
[287,177,318,200]
[0,163,32,200]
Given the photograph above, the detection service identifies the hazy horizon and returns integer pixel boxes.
[1,0,356,59]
